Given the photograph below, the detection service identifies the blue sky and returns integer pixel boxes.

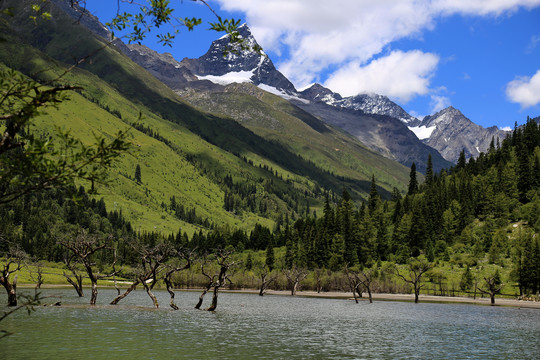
[86,1,540,130]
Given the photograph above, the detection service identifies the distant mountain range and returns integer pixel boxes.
[82,19,510,170]
[50,0,512,171]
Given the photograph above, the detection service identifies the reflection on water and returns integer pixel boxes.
[1,288,539,359]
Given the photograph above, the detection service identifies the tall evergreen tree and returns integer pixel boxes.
[456,149,467,170]
[368,175,379,214]
[408,163,418,195]
[425,154,434,188]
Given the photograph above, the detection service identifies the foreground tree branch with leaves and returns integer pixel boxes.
[0,67,131,206]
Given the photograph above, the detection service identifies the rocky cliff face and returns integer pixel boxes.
[289,99,452,173]
[418,107,509,163]
[179,24,297,95]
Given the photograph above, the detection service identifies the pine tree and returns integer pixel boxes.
[265,243,275,271]
[425,154,433,187]
[368,175,379,214]
[408,163,418,195]
[457,149,466,170]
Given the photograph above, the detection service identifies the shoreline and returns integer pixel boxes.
[222,289,540,309]
[20,284,540,309]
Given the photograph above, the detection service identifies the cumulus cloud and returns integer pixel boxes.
[216,0,540,99]
[506,70,540,107]
[324,50,439,102]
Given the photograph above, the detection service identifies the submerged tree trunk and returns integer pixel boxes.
[90,281,98,305]
[142,281,159,309]
[206,284,220,311]
[366,287,373,304]
[1,278,17,307]
[164,276,179,310]
[258,270,276,297]
[111,280,139,305]
[64,271,84,297]
[195,284,211,309]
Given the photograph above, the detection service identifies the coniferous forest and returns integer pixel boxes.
[2,117,539,307]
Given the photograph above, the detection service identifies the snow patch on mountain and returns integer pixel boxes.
[196,70,254,86]
[258,84,309,103]
[408,125,437,140]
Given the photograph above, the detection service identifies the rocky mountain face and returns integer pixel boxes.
[179,24,297,95]
[288,99,452,173]
[59,1,506,171]
[417,107,509,163]
[299,84,419,125]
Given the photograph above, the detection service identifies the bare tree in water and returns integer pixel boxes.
[111,241,173,308]
[478,270,503,306]
[163,248,194,310]
[258,265,276,296]
[395,256,432,303]
[195,249,238,311]
[346,265,377,303]
[345,266,364,303]
[0,247,27,306]
[284,266,308,296]
[60,230,118,305]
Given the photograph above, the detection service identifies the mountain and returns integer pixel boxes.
[0,0,414,236]
[299,84,419,125]
[413,107,509,163]
[179,24,297,95]
[50,1,460,173]
[288,97,451,173]
[293,84,450,172]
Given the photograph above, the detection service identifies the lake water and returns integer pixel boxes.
[1,288,539,359]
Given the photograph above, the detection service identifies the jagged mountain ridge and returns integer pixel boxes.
[179,24,297,95]
[58,1,505,169]
[299,84,419,125]
[288,98,452,173]
[419,106,509,163]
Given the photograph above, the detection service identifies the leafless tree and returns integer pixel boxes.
[195,250,238,311]
[0,247,27,306]
[345,265,377,303]
[258,266,276,296]
[478,271,503,306]
[60,231,118,305]
[63,259,84,297]
[345,266,363,303]
[30,261,44,289]
[284,266,308,296]
[163,248,194,310]
[395,257,432,303]
[111,242,173,308]
[313,268,324,294]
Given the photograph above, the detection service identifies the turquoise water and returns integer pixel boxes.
[1,288,539,359]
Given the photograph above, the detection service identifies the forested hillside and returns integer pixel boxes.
[1,1,538,307]
[0,0,410,237]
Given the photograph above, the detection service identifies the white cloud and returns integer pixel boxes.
[430,95,451,113]
[216,0,540,97]
[324,50,439,102]
[499,126,512,131]
[506,69,540,107]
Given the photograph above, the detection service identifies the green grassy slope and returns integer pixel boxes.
[181,83,410,195]
[0,2,410,235]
